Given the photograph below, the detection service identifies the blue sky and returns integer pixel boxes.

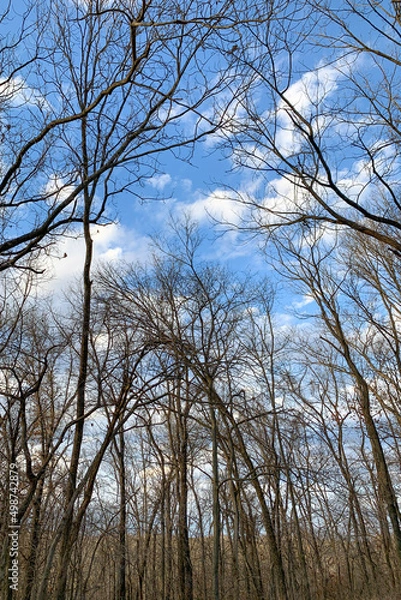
[6,0,401,324]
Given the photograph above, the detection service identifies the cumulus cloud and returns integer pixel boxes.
[147,173,172,191]
[180,189,246,225]
[274,63,341,157]
[292,294,315,309]
[0,76,49,109]
[262,175,302,216]
[43,175,76,205]
[40,222,151,296]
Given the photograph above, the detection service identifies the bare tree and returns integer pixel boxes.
[271,223,401,589]
[0,3,262,599]
[0,0,252,272]
[224,0,401,253]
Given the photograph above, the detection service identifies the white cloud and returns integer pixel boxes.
[43,175,76,205]
[282,65,339,115]
[180,189,246,225]
[180,178,192,192]
[256,174,313,226]
[40,222,152,296]
[147,173,172,190]
[274,61,347,158]
[202,95,247,149]
[292,294,315,309]
[262,175,298,212]
[0,76,49,110]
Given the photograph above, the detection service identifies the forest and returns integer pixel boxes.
[1,1,401,599]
